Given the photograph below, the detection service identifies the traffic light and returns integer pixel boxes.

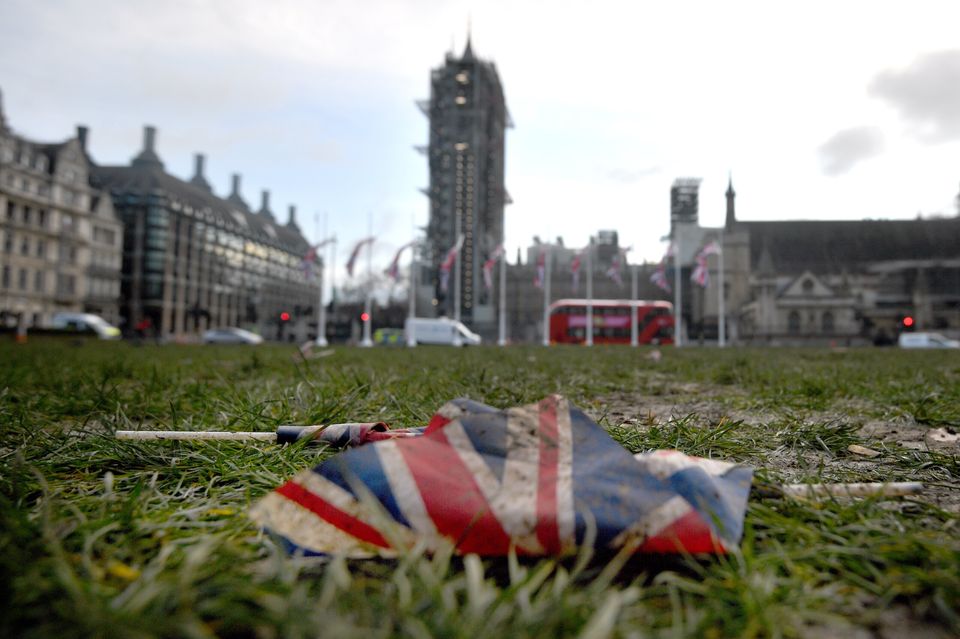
[901,316,914,331]
[360,312,370,322]
[280,311,291,323]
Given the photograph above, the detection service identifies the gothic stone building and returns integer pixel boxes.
[0,92,123,328]
[89,126,319,341]
[676,178,960,344]
[420,36,510,330]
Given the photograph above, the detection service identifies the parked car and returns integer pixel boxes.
[374,328,405,346]
[50,312,121,339]
[898,332,960,349]
[404,317,481,346]
[202,327,264,345]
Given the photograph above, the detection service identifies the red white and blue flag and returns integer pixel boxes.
[691,258,709,287]
[570,248,585,292]
[691,240,720,288]
[482,244,504,290]
[346,237,375,277]
[606,247,631,286]
[650,266,671,293]
[384,241,416,282]
[250,395,753,558]
[534,247,547,289]
[301,237,335,280]
[439,235,464,293]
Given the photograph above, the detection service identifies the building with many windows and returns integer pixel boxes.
[89,126,319,340]
[419,36,510,330]
[0,92,123,328]
[673,177,960,344]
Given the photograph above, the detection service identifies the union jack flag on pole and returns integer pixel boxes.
[482,244,504,290]
[650,265,671,293]
[250,395,753,558]
[570,248,585,292]
[384,241,416,282]
[691,257,709,287]
[439,235,464,293]
[301,237,335,280]
[534,247,546,289]
[606,246,631,286]
[346,237,375,277]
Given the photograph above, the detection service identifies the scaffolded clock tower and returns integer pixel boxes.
[419,35,511,328]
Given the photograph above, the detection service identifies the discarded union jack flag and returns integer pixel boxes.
[250,395,753,557]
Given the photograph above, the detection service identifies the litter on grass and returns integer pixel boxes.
[249,395,754,558]
[116,395,924,558]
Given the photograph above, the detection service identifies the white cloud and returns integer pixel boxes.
[818,127,885,176]
[870,49,960,143]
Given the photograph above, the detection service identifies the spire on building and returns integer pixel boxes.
[462,27,475,62]
[725,173,737,230]
[756,238,775,276]
[0,88,8,133]
[131,125,164,170]
[257,189,274,220]
[227,173,250,210]
[189,153,212,192]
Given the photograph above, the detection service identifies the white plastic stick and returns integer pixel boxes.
[780,482,923,499]
[116,430,277,442]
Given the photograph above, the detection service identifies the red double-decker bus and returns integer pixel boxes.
[548,299,674,345]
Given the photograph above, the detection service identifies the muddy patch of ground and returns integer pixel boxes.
[593,380,960,515]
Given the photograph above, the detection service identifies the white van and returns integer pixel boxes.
[898,332,960,349]
[51,313,121,340]
[404,317,481,347]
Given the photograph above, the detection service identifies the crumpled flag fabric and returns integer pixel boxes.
[308,423,425,447]
[250,395,753,557]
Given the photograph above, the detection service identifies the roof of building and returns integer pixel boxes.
[741,217,960,273]
[92,163,309,254]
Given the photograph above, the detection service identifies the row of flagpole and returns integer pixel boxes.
[303,224,727,347]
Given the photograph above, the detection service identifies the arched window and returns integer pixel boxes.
[788,311,801,335]
[822,311,834,334]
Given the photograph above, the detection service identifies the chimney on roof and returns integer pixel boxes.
[190,153,212,192]
[226,172,250,210]
[131,125,165,170]
[287,204,297,227]
[258,189,275,220]
[76,126,89,153]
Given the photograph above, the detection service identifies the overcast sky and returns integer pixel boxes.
[2,0,959,271]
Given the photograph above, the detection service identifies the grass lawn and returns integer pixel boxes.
[1,340,958,638]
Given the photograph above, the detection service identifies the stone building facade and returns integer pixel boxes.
[420,36,510,330]
[506,231,668,343]
[89,126,319,341]
[676,178,960,344]
[0,93,123,328]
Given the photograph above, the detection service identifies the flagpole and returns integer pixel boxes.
[316,213,329,347]
[718,234,726,348]
[631,261,638,347]
[454,211,462,324]
[407,241,417,348]
[586,237,594,347]
[542,244,551,346]
[330,235,337,318]
[360,214,374,347]
[498,247,507,346]
[673,228,682,348]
